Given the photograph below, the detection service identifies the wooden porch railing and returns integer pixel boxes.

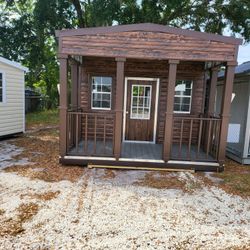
[66,111,115,157]
[171,116,221,161]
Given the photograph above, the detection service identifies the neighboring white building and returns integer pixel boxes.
[0,56,28,137]
[216,61,250,164]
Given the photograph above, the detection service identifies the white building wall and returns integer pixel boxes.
[216,75,250,163]
[0,61,25,136]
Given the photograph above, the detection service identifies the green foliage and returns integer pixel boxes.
[0,0,249,110]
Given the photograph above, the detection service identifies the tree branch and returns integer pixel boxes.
[70,0,85,28]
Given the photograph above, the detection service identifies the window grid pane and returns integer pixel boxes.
[130,84,151,119]
[91,76,112,109]
[174,80,193,113]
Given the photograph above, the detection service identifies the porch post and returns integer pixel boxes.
[218,61,237,163]
[59,53,68,157]
[70,60,78,110]
[114,57,126,160]
[163,59,179,161]
[207,67,219,116]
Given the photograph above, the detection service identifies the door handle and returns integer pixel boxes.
[126,111,129,114]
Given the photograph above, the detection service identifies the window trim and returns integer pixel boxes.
[0,71,6,104]
[91,76,112,110]
[174,80,193,114]
[130,84,152,120]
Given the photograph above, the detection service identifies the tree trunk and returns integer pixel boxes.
[70,0,85,28]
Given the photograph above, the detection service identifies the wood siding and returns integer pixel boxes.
[0,62,24,137]
[79,57,205,143]
[61,31,236,61]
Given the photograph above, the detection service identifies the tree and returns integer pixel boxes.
[0,0,249,110]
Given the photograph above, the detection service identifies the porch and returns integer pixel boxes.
[65,111,220,169]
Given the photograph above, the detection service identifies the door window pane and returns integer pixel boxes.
[130,84,151,119]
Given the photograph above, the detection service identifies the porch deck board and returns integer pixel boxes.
[69,140,215,162]
[69,140,113,156]
[121,142,162,160]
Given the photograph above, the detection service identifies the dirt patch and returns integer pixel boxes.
[17,203,39,222]
[4,129,85,183]
[20,191,60,201]
[134,172,186,190]
[199,158,250,197]
[102,169,116,179]
[0,209,5,216]
[0,203,39,237]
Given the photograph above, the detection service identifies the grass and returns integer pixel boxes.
[26,109,59,129]
[212,159,250,197]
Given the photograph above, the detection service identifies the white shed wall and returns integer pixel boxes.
[216,75,250,163]
[0,61,25,136]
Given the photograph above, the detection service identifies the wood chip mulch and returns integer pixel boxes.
[0,203,39,237]
[4,129,85,183]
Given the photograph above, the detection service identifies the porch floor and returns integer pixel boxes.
[69,140,216,162]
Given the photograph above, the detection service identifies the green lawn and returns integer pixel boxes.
[26,109,59,129]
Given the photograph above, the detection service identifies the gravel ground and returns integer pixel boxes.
[0,139,250,249]
[0,142,30,170]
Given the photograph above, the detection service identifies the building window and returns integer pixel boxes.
[0,73,4,103]
[91,76,112,110]
[130,85,152,119]
[174,80,193,113]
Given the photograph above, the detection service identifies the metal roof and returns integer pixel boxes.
[56,23,242,45]
[218,61,250,77]
[0,56,28,72]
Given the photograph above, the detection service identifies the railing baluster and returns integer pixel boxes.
[66,112,69,152]
[206,120,212,158]
[76,114,79,153]
[103,116,106,154]
[212,120,216,156]
[188,119,193,159]
[84,114,88,154]
[94,114,97,154]
[197,119,203,159]
[179,119,184,158]
[215,120,219,159]
[68,113,71,149]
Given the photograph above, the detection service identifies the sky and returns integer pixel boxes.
[238,43,250,64]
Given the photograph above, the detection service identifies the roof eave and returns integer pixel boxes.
[0,56,28,72]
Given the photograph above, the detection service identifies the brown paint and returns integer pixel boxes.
[114,58,126,159]
[56,23,242,45]
[59,54,68,156]
[56,24,241,170]
[163,60,179,161]
[125,80,156,141]
[218,63,237,163]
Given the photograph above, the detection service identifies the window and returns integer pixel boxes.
[91,76,112,110]
[174,80,193,113]
[130,85,151,119]
[0,72,4,103]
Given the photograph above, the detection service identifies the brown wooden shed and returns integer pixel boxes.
[56,23,242,171]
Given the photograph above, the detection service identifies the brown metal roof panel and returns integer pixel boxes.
[56,23,243,45]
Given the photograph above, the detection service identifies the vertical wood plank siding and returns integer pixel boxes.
[79,57,205,143]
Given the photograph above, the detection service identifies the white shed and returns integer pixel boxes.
[0,56,28,137]
[216,61,250,164]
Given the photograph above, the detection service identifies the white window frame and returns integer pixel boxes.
[130,84,152,120]
[91,76,112,110]
[0,71,6,104]
[174,80,193,114]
